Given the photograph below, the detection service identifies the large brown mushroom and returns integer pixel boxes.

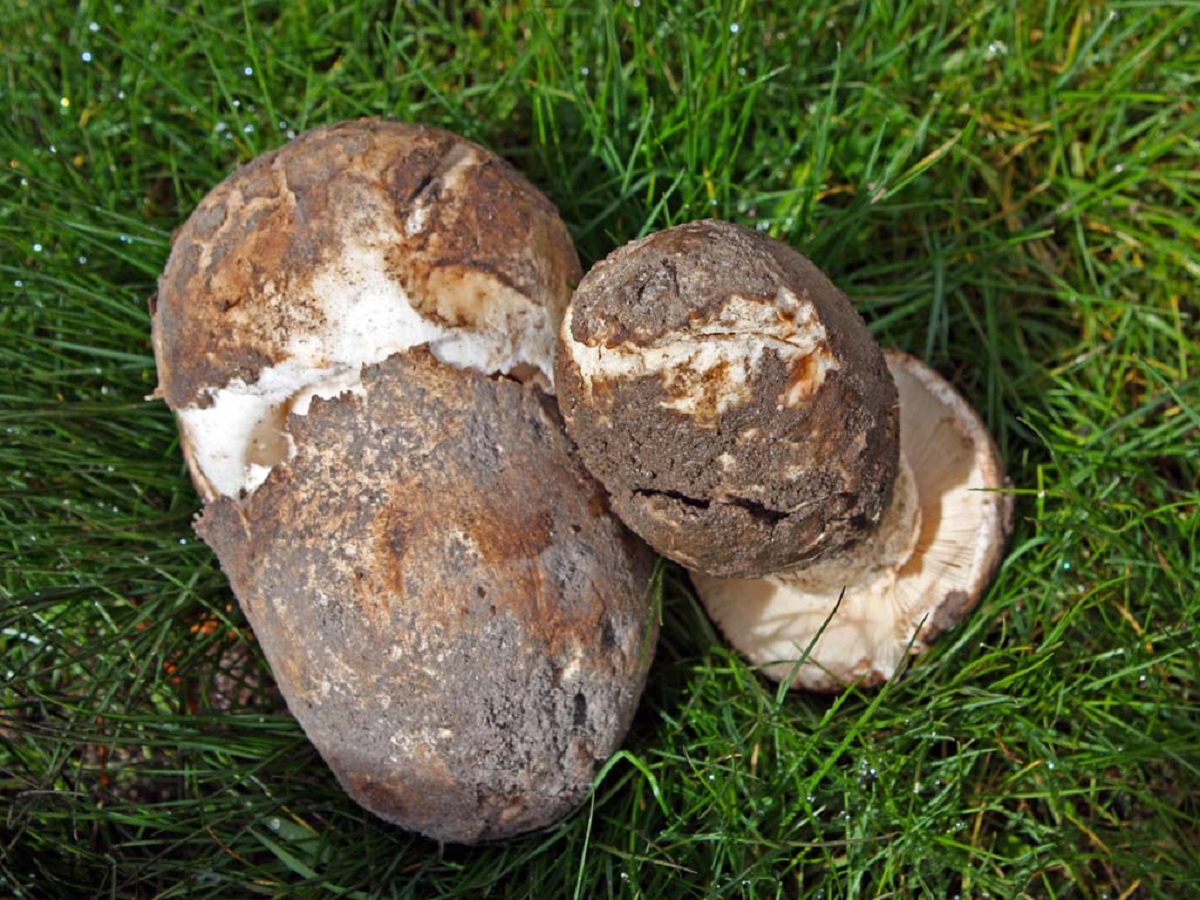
[152,119,658,842]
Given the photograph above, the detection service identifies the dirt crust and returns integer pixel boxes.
[196,351,657,844]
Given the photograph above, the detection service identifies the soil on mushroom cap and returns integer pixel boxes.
[556,220,899,578]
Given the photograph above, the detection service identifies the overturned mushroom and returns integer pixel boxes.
[692,350,1013,691]
[554,220,1011,691]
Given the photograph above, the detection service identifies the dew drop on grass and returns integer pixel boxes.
[243,124,255,134]
[268,817,281,830]
[243,66,254,76]
[580,66,589,76]
[81,51,93,63]
[88,21,100,32]
[14,279,23,287]
[729,23,740,34]
[33,243,42,253]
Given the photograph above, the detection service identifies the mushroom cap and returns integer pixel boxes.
[692,350,1013,692]
[197,351,658,843]
[555,220,899,579]
[152,117,581,500]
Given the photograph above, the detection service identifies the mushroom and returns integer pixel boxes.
[554,220,1012,690]
[691,350,1013,691]
[555,219,899,578]
[152,119,658,842]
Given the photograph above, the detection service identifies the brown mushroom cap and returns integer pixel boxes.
[197,351,658,843]
[692,350,1013,692]
[555,220,899,578]
[152,117,581,500]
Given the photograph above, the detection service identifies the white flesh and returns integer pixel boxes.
[561,289,841,421]
[179,242,557,499]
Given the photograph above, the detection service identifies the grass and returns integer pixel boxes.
[1,0,1198,896]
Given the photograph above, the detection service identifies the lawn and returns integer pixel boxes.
[2,0,1198,896]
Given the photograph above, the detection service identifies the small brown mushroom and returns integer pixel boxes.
[692,350,1013,691]
[555,220,899,579]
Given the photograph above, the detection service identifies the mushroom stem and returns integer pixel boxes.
[691,350,1013,692]
[782,451,922,596]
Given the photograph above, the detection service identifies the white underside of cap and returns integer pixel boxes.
[179,241,557,499]
[694,351,1010,691]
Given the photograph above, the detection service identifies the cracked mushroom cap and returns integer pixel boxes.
[152,117,580,501]
[692,350,1013,692]
[555,219,899,579]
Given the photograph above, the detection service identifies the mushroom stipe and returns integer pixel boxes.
[692,350,1014,692]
